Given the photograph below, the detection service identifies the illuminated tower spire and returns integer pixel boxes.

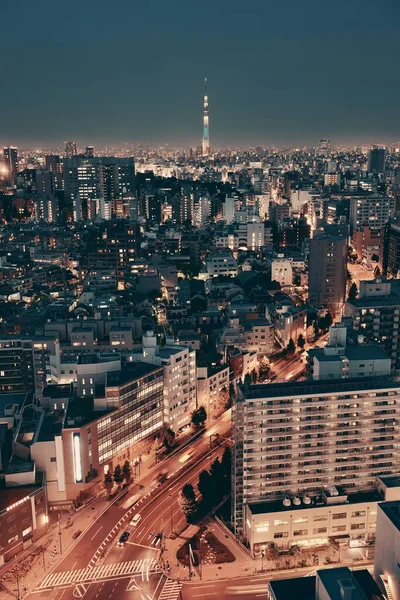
[202,78,210,156]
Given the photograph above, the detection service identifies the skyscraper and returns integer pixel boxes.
[368,147,386,174]
[202,78,210,156]
[3,146,18,185]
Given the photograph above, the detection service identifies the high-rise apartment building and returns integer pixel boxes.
[202,78,210,156]
[308,228,348,311]
[64,141,77,157]
[350,194,395,231]
[3,146,18,185]
[0,336,34,394]
[64,156,135,219]
[232,377,400,537]
[368,147,386,174]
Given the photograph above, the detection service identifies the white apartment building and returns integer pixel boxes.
[232,377,400,539]
[140,331,197,430]
[271,257,293,286]
[197,365,230,418]
[204,252,238,278]
[350,195,395,231]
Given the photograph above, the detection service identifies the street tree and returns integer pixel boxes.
[122,460,132,485]
[163,428,175,451]
[297,333,306,349]
[197,470,214,507]
[243,372,251,387]
[191,406,207,430]
[258,356,270,381]
[286,338,295,355]
[219,386,229,410]
[179,483,198,522]
[229,382,236,405]
[113,464,124,486]
[348,282,358,301]
[251,369,257,384]
[374,265,381,278]
[104,471,113,496]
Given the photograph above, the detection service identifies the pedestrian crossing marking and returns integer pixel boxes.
[158,579,183,600]
[38,558,160,589]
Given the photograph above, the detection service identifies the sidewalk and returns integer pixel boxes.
[0,426,205,599]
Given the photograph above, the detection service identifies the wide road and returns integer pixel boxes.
[29,411,231,600]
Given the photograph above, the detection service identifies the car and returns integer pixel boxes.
[117,531,130,546]
[129,513,142,526]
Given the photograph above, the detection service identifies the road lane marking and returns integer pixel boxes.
[90,526,103,541]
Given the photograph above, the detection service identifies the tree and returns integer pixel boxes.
[244,372,251,387]
[104,471,113,496]
[374,265,381,278]
[297,333,306,349]
[198,469,214,507]
[122,460,132,485]
[163,428,175,451]
[251,369,257,384]
[258,356,270,381]
[324,312,333,329]
[210,457,225,501]
[286,338,295,355]
[348,282,358,301]
[150,437,161,463]
[191,405,207,430]
[219,386,229,410]
[179,483,198,522]
[113,464,124,486]
[229,382,236,404]
[313,319,320,337]
[265,542,279,560]
[289,544,301,557]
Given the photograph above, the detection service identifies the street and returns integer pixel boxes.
[23,411,231,600]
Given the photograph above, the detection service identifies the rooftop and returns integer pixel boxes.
[242,376,400,401]
[106,362,162,387]
[248,489,381,516]
[379,501,400,532]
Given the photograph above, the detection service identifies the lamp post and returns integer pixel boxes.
[58,516,63,554]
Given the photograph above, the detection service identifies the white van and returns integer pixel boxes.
[130,513,142,526]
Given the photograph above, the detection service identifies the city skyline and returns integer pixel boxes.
[1,0,400,147]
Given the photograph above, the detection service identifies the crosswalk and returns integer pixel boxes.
[39,558,160,589]
[158,578,183,600]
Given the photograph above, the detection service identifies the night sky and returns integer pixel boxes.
[1,0,399,147]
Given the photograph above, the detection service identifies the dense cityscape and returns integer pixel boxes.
[2,1,400,599]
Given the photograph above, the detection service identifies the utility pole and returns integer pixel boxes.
[58,516,63,554]
[15,569,21,600]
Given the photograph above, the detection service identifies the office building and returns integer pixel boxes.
[344,279,400,374]
[308,228,348,311]
[350,195,395,231]
[3,146,18,185]
[232,377,400,537]
[368,147,386,174]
